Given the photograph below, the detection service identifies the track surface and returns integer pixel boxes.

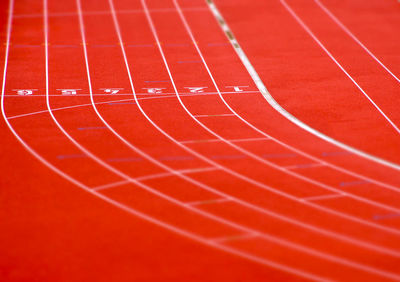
[1,0,400,281]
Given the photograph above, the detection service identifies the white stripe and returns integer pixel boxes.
[314,0,400,85]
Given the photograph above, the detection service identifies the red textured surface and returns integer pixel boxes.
[1,0,400,281]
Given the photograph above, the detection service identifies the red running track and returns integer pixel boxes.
[1,0,400,280]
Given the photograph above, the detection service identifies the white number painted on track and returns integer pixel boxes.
[226,86,249,92]
[58,89,81,95]
[10,85,254,96]
[184,87,208,93]
[100,88,123,94]
[13,89,37,96]
[142,88,166,94]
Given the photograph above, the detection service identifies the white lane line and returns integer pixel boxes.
[314,0,400,84]
[205,0,400,171]
[280,0,400,134]
[174,0,400,223]
[302,193,346,202]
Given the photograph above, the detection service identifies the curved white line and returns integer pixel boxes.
[205,0,400,171]
[314,0,400,84]
[280,0,400,134]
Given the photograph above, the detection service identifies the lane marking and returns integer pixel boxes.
[205,0,400,171]
[314,0,400,84]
